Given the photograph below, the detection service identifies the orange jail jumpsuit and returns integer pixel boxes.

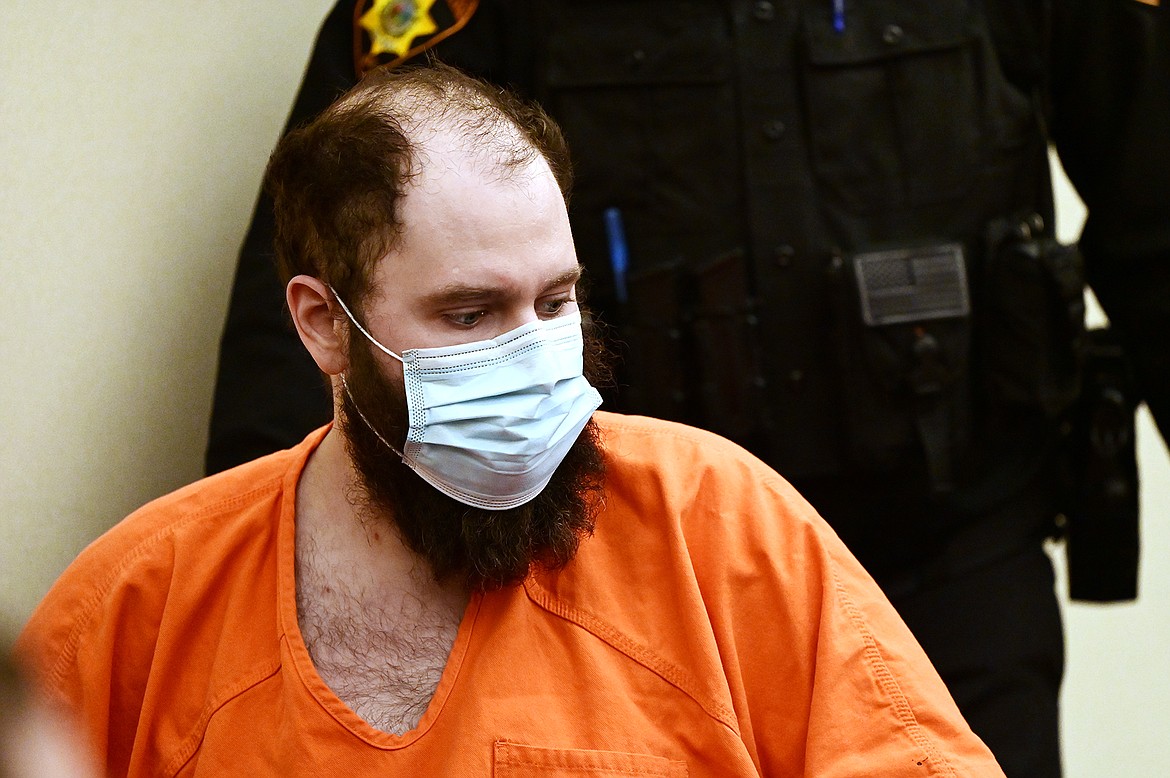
[18,412,1004,776]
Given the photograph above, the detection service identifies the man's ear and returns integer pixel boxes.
[286,275,347,376]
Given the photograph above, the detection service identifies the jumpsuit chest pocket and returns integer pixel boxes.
[798,0,982,213]
[494,741,688,777]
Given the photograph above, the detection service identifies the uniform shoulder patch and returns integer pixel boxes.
[352,0,479,76]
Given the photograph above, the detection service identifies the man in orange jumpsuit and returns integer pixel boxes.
[18,64,1004,776]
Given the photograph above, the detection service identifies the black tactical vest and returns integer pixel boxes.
[524,0,1083,499]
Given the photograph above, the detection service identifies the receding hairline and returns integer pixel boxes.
[263,63,574,305]
[330,71,544,184]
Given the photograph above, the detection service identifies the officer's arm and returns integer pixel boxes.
[1048,0,1170,446]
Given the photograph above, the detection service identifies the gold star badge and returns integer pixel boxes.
[359,0,438,58]
[353,0,479,75]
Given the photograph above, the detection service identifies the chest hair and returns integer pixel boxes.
[295,542,464,735]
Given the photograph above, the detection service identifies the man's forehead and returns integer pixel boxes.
[399,132,562,224]
[404,104,541,169]
[370,134,573,300]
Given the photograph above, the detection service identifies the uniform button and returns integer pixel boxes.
[753,1,775,21]
[774,244,795,267]
[626,49,647,68]
[753,375,768,388]
[882,24,904,45]
[787,369,805,392]
[763,119,786,139]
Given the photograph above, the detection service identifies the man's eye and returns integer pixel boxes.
[447,311,486,327]
[539,298,574,317]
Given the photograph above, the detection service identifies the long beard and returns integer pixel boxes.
[339,324,607,592]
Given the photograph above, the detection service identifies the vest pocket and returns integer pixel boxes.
[690,250,768,444]
[494,741,687,777]
[798,0,980,213]
[535,0,739,256]
[827,245,973,486]
[619,258,691,423]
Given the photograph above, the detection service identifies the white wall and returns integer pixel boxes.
[0,4,1166,776]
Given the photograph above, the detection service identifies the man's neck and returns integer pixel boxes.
[295,429,424,585]
[292,427,470,734]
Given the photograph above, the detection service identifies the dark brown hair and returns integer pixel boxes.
[265,61,573,313]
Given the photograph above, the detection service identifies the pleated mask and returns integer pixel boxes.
[332,289,602,510]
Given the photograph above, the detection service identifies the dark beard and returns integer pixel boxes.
[339,322,607,592]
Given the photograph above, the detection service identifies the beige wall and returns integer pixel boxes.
[0,4,1166,776]
[0,0,333,630]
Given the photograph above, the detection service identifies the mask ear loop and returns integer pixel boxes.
[328,285,405,363]
[329,286,408,461]
[338,373,407,461]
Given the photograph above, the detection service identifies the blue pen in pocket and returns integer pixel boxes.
[603,206,629,304]
[833,0,846,33]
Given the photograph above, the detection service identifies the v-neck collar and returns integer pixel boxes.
[274,426,485,749]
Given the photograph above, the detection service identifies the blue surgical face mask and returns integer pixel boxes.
[331,289,603,510]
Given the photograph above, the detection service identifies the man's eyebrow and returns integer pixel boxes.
[543,265,584,293]
[419,264,583,307]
